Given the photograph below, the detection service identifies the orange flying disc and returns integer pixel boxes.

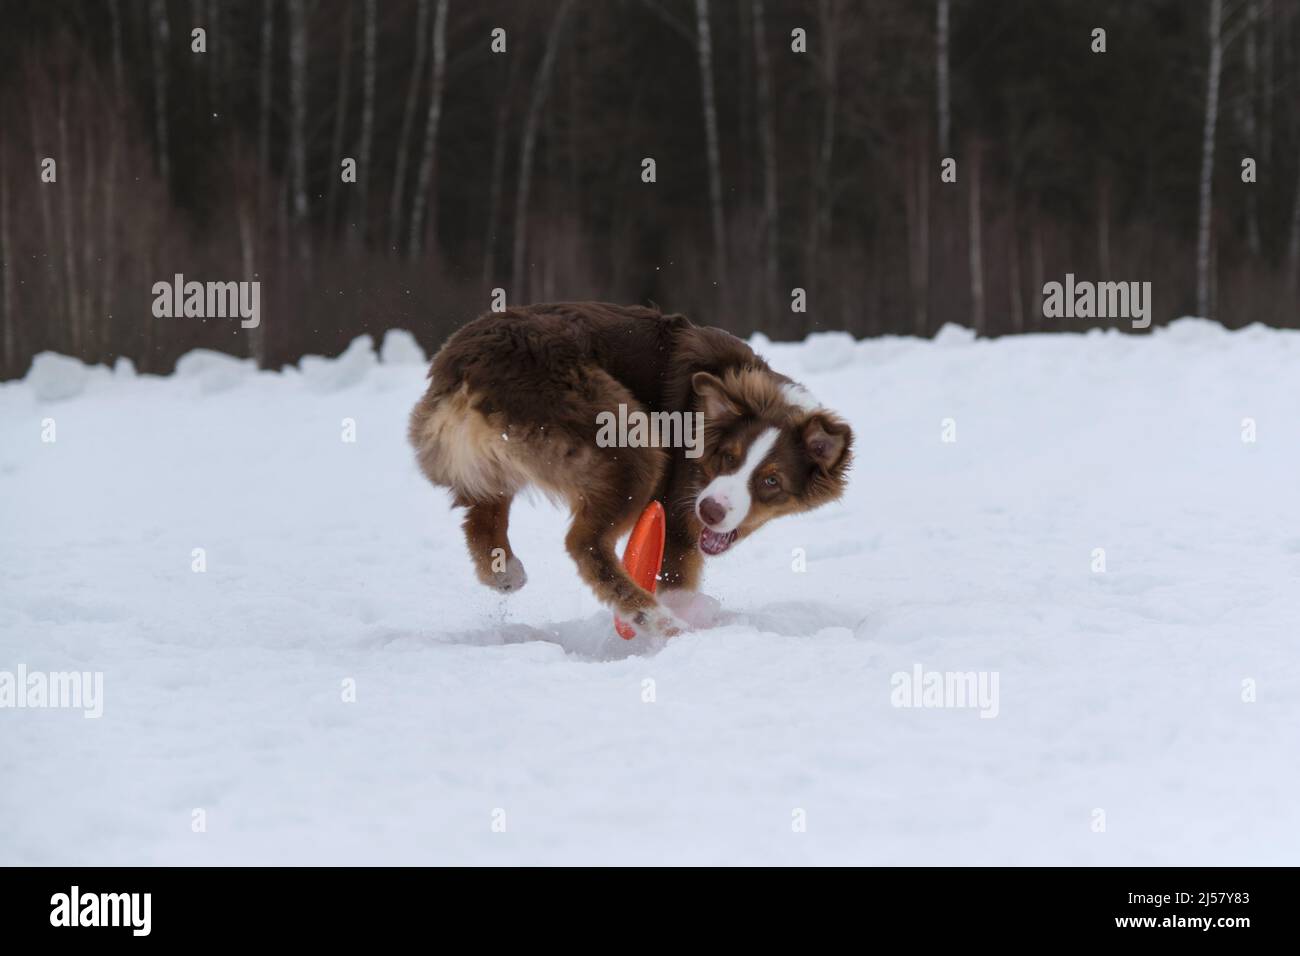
[614,500,666,639]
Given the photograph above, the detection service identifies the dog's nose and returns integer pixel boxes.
[698,496,727,527]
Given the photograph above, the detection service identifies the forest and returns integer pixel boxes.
[0,0,1297,378]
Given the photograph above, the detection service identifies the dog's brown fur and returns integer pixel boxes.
[409,302,852,632]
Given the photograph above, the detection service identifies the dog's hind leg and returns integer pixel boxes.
[457,492,527,593]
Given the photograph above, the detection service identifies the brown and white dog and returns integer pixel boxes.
[409,302,853,635]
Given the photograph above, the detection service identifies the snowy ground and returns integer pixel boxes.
[2,319,1299,866]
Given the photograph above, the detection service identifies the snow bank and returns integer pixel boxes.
[174,349,256,395]
[380,328,426,365]
[24,352,91,402]
[2,319,1299,866]
[298,334,378,392]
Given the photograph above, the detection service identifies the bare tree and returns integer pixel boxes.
[57,89,80,353]
[483,57,518,284]
[1196,0,1223,319]
[80,103,98,355]
[288,0,310,262]
[389,0,432,253]
[0,147,12,375]
[108,0,125,99]
[1008,193,1024,333]
[1097,168,1111,277]
[239,195,265,366]
[101,114,119,362]
[511,0,574,292]
[1289,164,1300,294]
[695,0,728,292]
[1241,0,1261,257]
[937,0,951,157]
[257,0,274,219]
[968,141,984,334]
[149,0,171,187]
[409,0,450,259]
[752,0,778,310]
[325,0,355,238]
[103,1,126,361]
[808,0,841,291]
[28,75,57,326]
[207,0,222,107]
[355,0,377,245]
[903,135,930,337]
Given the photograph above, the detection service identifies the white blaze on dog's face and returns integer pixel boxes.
[696,427,780,540]
[691,371,852,557]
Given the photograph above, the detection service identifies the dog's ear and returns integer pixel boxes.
[692,371,742,420]
[803,415,852,473]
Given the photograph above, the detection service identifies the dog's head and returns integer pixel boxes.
[688,369,852,556]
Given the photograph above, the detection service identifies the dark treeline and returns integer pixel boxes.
[1,0,1298,379]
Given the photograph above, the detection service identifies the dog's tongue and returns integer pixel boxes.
[699,527,736,556]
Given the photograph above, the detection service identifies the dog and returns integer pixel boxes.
[409,302,853,635]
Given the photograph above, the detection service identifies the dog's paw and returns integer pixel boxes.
[479,556,528,593]
[631,603,690,638]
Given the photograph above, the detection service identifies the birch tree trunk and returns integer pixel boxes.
[695,0,728,294]
[388,0,431,253]
[288,0,311,263]
[752,0,778,312]
[1196,0,1223,320]
[149,0,171,187]
[510,0,573,292]
[409,0,450,259]
[1242,0,1261,257]
[326,0,355,239]
[355,0,377,245]
[239,197,265,366]
[937,0,951,157]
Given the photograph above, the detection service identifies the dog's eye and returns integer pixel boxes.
[763,475,780,488]
[720,451,738,469]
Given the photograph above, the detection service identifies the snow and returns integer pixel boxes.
[174,349,256,395]
[25,352,93,402]
[298,333,378,392]
[379,328,426,366]
[2,318,1299,865]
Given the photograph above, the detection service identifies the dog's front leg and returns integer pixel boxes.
[660,521,702,593]
[564,519,684,636]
